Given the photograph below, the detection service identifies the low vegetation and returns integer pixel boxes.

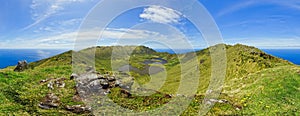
[0,44,299,115]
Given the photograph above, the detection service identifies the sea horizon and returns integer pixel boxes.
[0,48,299,69]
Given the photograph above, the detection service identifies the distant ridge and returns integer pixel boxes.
[28,44,292,70]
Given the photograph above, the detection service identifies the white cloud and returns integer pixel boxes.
[23,0,89,30]
[217,0,300,17]
[36,50,52,59]
[217,1,257,17]
[32,18,82,33]
[1,28,194,49]
[139,5,182,24]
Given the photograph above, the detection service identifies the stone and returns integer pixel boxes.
[56,81,65,88]
[120,89,131,97]
[14,60,28,72]
[40,78,54,83]
[55,78,66,88]
[38,93,60,109]
[47,81,54,90]
[85,66,94,72]
[107,76,116,81]
[205,98,230,105]
[97,76,105,79]
[65,105,91,113]
[72,94,82,102]
[115,80,120,87]
[72,70,134,98]
[70,73,79,80]
[218,99,229,103]
[101,82,109,89]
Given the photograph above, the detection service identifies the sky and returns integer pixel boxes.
[1,0,300,49]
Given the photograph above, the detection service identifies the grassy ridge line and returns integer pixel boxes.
[0,44,299,115]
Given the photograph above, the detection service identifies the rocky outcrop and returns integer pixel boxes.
[41,78,66,90]
[37,66,134,114]
[74,69,134,99]
[14,60,28,72]
[38,93,60,109]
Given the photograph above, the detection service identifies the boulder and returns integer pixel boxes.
[14,60,28,72]
[73,70,134,98]
[38,93,60,109]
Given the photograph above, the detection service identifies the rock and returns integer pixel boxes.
[207,89,213,94]
[14,60,28,72]
[107,76,116,81]
[70,73,79,80]
[72,93,82,102]
[65,105,91,113]
[73,70,134,98]
[40,78,54,83]
[47,81,54,90]
[200,59,205,64]
[108,81,116,88]
[85,66,94,72]
[47,78,66,89]
[164,94,172,98]
[87,80,101,91]
[55,78,66,88]
[115,80,120,87]
[38,93,60,109]
[56,81,65,88]
[235,107,241,110]
[120,89,131,97]
[204,99,230,105]
[218,99,229,103]
[97,75,105,79]
[100,80,109,89]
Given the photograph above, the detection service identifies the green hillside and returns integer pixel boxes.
[0,44,299,115]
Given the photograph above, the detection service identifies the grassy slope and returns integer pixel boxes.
[0,44,299,115]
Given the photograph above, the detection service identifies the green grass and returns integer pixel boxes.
[0,44,299,115]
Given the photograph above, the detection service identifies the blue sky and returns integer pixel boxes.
[1,0,300,49]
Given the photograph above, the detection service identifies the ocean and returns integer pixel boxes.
[0,49,299,69]
[0,49,66,69]
[262,49,300,65]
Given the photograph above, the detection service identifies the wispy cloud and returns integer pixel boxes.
[217,0,300,17]
[33,18,82,33]
[22,0,88,30]
[0,28,188,49]
[36,50,52,59]
[14,26,198,49]
[217,1,258,17]
[139,5,183,24]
